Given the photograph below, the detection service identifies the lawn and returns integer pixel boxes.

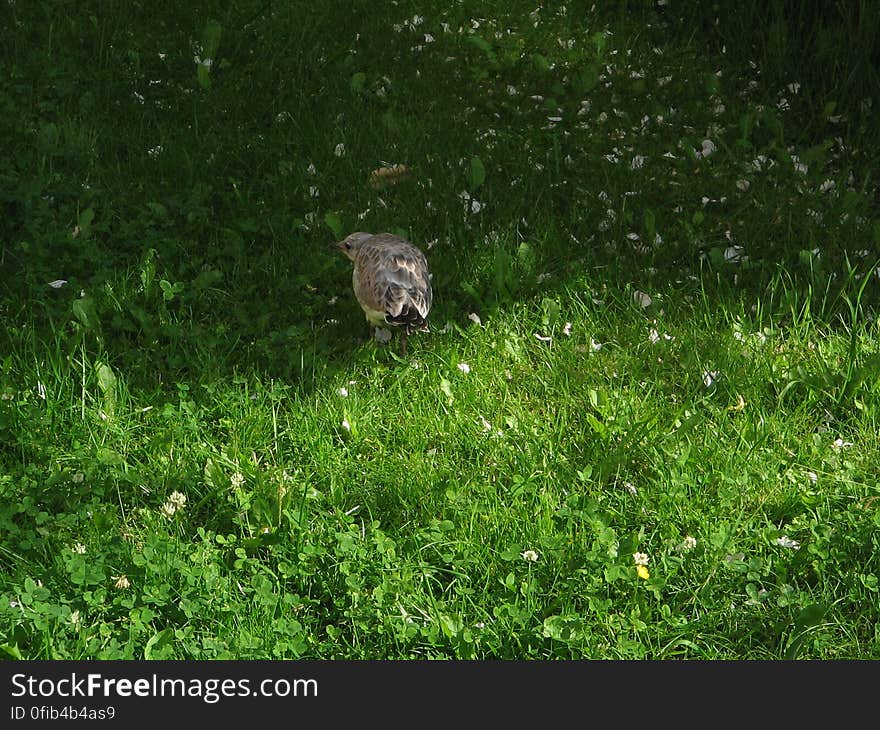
[1,1,879,659]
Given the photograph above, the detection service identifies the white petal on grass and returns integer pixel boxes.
[703,370,719,387]
[832,437,853,449]
[337,387,349,397]
[562,322,572,336]
[468,312,482,326]
[589,338,603,352]
[819,179,836,193]
[457,362,471,374]
[679,536,697,552]
[648,328,660,344]
[700,139,716,157]
[534,333,552,343]
[724,246,747,262]
[48,279,68,288]
[774,536,800,549]
[341,419,351,432]
[633,290,653,308]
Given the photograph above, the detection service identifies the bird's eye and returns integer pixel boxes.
[344,243,351,250]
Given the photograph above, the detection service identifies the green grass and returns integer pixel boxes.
[2,1,880,659]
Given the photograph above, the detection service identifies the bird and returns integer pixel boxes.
[331,231,432,355]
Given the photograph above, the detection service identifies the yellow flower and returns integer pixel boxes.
[636,565,650,580]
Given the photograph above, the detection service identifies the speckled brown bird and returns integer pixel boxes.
[332,232,432,355]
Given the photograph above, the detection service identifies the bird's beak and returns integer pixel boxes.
[328,240,342,251]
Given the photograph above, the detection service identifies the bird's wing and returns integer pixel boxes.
[356,237,432,330]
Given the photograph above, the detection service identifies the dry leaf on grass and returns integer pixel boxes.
[368,164,411,189]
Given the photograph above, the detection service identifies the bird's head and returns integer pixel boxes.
[331,232,373,262]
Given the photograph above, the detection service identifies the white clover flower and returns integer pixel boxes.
[633,552,650,566]
[72,472,84,484]
[70,610,82,627]
[736,179,750,191]
[648,328,660,344]
[337,387,349,397]
[71,542,87,555]
[230,472,245,489]
[157,492,187,519]
[774,536,800,549]
[562,322,572,336]
[819,179,836,193]
[113,575,130,590]
[521,550,539,563]
[341,419,351,432]
[457,362,471,374]
[679,536,697,551]
[334,143,346,157]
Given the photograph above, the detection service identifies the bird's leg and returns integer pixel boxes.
[400,330,408,356]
